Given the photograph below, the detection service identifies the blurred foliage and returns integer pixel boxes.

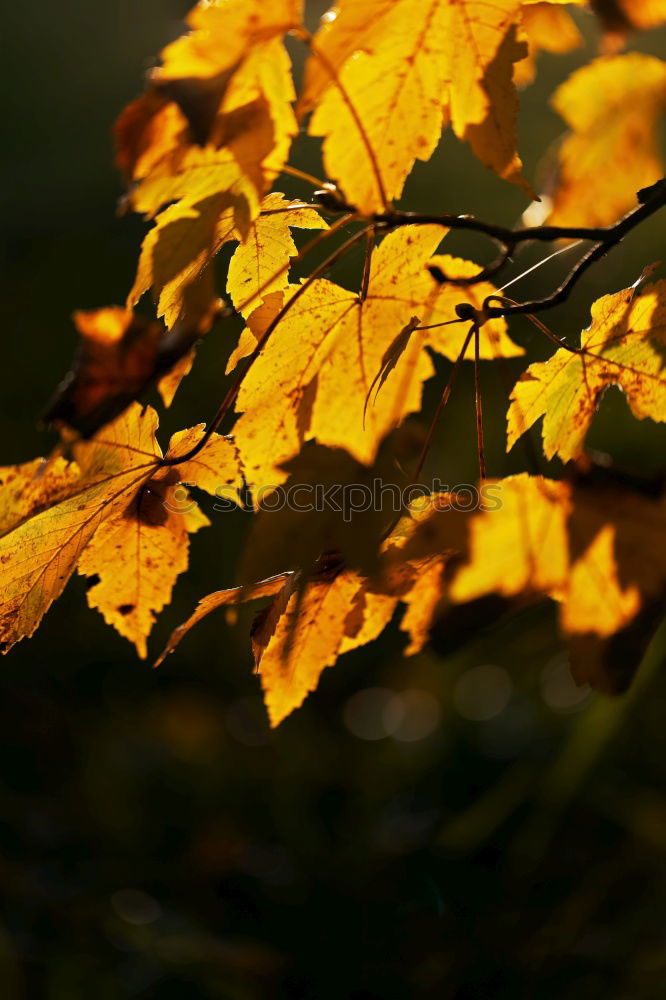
[1,2,666,997]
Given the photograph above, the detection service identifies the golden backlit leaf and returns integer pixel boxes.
[515,2,583,88]
[129,190,323,329]
[226,193,327,318]
[0,404,242,656]
[0,459,80,537]
[303,0,529,212]
[45,297,220,435]
[544,53,666,226]
[155,572,293,667]
[507,277,666,463]
[234,226,520,494]
[116,2,301,228]
[449,476,570,602]
[128,192,239,328]
[157,0,302,83]
[446,473,666,665]
[259,565,396,727]
[371,471,666,693]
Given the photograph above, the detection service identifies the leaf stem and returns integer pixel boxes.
[279,163,328,189]
[360,228,375,302]
[473,322,486,479]
[411,322,477,484]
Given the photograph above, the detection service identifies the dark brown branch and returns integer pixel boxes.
[371,178,666,302]
[375,177,665,257]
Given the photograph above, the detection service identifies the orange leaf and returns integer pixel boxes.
[543,53,666,227]
[507,275,666,463]
[233,226,520,494]
[115,1,302,226]
[129,191,324,329]
[302,0,530,212]
[0,404,242,656]
[259,564,397,726]
[44,296,220,435]
[514,2,583,88]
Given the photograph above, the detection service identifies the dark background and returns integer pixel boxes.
[1,3,666,997]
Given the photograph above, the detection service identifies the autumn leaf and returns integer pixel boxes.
[257,561,398,727]
[155,572,293,666]
[0,403,242,657]
[437,473,666,688]
[542,53,666,227]
[44,295,220,435]
[129,191,326,329]
[157,0,302,88]
[115,0,302,232]
[234,226,521,494]
[507,276,666,463]
[155,551,400,726]
[301,0,530,213]
[226,193,328,318]
[515,2,584,87]
[0,459,80,537]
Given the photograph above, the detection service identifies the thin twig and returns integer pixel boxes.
[473,322,486,479]
[493,295,582,355]
[360,228,375,302]
[411,323,477,484]
[279,163,328,189]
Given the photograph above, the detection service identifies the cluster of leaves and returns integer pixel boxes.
[2,0,666,727]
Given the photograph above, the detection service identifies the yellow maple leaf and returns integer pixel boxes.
[507,276,666,463]
[116,1,302,228]
[0,403,242,657]
[0,459,80,537]
[544,53,666,227]
[387,473,666,689]
[156,557,401,726]
[430,473,666,684]
[515,2,584,87]
[259,565,397,726]
[129,192,325,329]
[301,0,529,213]
[226,193,328,318]
[233,226,521,494]
[449,476,570,601]
[157,0,302,82]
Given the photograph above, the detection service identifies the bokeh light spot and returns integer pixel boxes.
[453,665,512,721]
[390,690,441,742]
[343,687,404,740]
